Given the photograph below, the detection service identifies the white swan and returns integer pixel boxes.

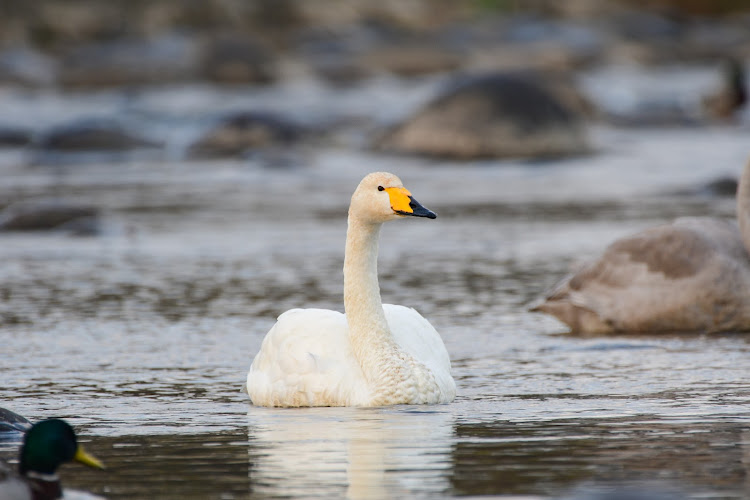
[246,172,456,407]
[533,158,750,334]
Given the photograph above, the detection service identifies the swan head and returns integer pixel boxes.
[350,172,436,224]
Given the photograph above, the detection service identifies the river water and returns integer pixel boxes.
[1,68,750,499]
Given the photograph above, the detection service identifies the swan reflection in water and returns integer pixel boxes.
[247,406,454,498]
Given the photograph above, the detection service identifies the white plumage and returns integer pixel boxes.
[246,172,455,407]
[248,305,454,406]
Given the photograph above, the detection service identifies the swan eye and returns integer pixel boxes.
[378,186,384,191]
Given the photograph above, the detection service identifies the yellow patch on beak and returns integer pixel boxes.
[74,446,105,470]
[385,187,413,214]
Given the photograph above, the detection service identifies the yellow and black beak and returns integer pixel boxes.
[74,446,105,470]
[384,187,437,219]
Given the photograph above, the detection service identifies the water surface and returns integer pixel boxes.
[1,74,750,499]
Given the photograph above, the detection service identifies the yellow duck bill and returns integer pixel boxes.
[74,446,105,470]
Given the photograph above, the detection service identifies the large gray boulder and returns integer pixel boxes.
[0,199,100,233]
[36,119,161,152]
[375,73,589,159]
[188,111,303,158]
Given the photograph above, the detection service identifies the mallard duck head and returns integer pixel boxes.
[19,419,104,476]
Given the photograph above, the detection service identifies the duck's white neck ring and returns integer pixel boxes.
[24,471,60,481]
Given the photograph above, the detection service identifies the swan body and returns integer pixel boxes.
[246,172,455,407]
[248,305,454,406]
[533,159,750,334]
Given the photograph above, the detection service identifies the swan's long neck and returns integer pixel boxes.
[739,159,750,256]
[344,216,397,366]
[344,215,415,404]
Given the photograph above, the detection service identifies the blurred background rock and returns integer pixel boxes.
[1,0,748,86]
[0,0,748,202]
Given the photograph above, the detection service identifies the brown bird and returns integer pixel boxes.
[532,157,750,334]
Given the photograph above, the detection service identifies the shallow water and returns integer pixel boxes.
[2,72,750,499]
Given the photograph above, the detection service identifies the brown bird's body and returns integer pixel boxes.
[533,158,750,334]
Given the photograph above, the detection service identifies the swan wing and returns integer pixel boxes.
[384,304,456,402]
[246,309,369,407]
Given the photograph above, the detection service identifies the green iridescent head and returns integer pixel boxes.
[19,419,104,475]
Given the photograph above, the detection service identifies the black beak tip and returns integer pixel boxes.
[405,196,437,219]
